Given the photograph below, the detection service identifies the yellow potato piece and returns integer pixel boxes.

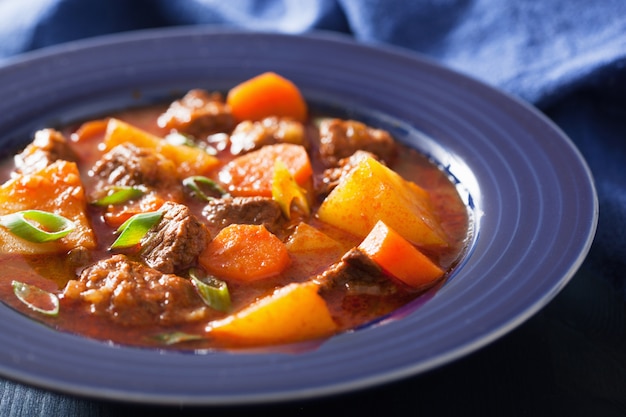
[207,282,338,347]
[316,156,448,248]
[0,160,96,254]
[103,118,220,178]
[285,222,341,252]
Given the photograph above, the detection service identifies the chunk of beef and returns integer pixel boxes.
[203,196,285,235]
[90,143,179,189]
[62,254,208,326]
[317,248,387,291]
[157,89,235,138]
[14,129,77,175]
[315,150,378,198]
[317,119,397,167]
[229,117,307,155]
[318,247,404,297]
[316,248,397,328]
[316,248,411,329]
[140,201,210,274]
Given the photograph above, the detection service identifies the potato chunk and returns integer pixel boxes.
[316,157,448,248]
[103,118,219,178]
[207,282,338,347]
[0,160,96,254]
[285,222,342,253]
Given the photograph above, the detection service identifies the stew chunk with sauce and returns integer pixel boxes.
[0,72,470,350]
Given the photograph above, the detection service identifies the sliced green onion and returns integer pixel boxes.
[92,186,144,206]
[0,210,75,243]
[12,280,59,316]
[166,132,221,155]
[152,331,205,345]
[272,160,310,218]
[189,269,231,312]
[165,132,196,147]
[110,211,163,249]
[183,176,229,202]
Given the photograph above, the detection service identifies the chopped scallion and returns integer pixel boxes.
[110,211,163,249]
[92,186,144,206]
[189,269,231,312]
[152,331,205,345]
[183,176,229,201]
[0,210,75,243]
[164,132,196,147]
[12,280,59,316]
[271,160,310,218]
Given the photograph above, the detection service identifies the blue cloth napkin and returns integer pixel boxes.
[0,1,625,415]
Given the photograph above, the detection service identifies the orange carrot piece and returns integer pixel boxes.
[218,143,312,197]
[102,193,166,228]
[199,224,291,282]
[70,119,108,143]
[359,220,444,289]
[226,72,308,122]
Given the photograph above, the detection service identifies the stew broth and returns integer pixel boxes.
[0,77,470,351]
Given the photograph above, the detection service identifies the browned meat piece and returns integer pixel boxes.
[62,254,208,326]
[315,150,378,198]
[317,119,397,167]
[316,248,399,327]
[157,89,235,138]
[140,201,210,274]
[229,117,307,155]
[203,196,285,235]
[90,143,179,189]
[13,129,77,175]
[317,248,386,291]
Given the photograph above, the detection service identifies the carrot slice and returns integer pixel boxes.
[199,224,291,282]
[71,119,108,143]
[359,220,444,289]
[226,72,307,122]
[218,143,312,197]
[102,193,166,228]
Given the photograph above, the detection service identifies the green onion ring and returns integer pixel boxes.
[165,132,196,147]
[152,331,205,345]
[0,210,75,243]
[110,211,163,249]
[189,268,231,312]
[183,176,229,201]
[92,186,144,206]
[12,280,60,316]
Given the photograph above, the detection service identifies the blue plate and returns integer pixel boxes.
[0,28,597,405]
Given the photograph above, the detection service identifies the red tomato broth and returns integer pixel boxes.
[0,88,470,351]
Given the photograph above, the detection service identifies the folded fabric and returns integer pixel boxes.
[0,0,625,292]
[2,0,626,105]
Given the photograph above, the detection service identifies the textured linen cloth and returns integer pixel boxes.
[0,1,625,416]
